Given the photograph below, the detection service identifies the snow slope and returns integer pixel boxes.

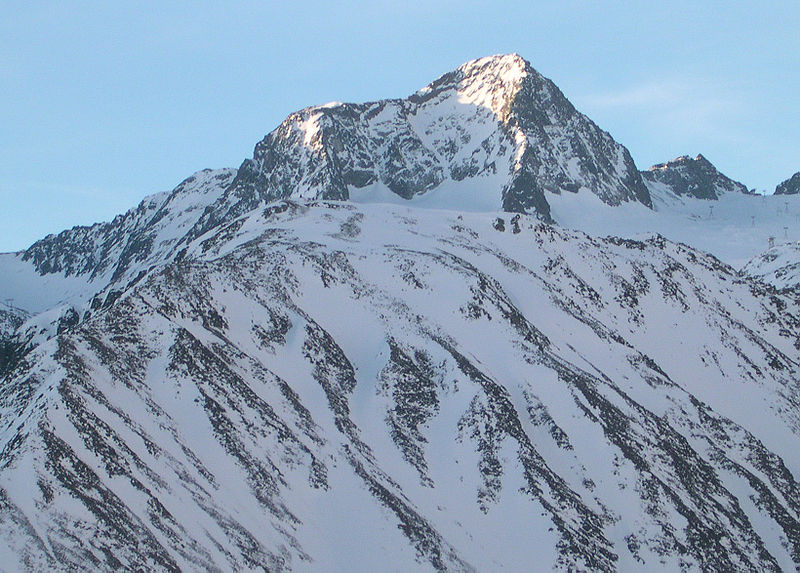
[1,202,798,571]
[743,241,800,290]
[549,183,800,269]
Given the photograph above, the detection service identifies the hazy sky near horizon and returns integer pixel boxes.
[2,1,798,251]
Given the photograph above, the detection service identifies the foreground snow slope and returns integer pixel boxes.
[1,202,798,571]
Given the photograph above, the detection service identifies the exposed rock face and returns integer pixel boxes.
[0,305,25,339]
[641,154,749,200]
[775,172,800,195]
[205,54,650,228]
[1,202,799,571]
[0,303,27,372]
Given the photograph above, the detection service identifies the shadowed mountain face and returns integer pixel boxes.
[0,305,26,339]
[0,304,27,379]
[641,154,750,200]
[1,202,799,571]
[775,172,800,195]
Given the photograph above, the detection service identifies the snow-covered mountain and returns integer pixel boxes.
[2,202,799,571]
[202,53,650,230]
[0,168,235,315]
[775,172,800,196]
[641,154,750,200]
[1,54,652,318]
[743,241,800,291]
[1,54,800,571]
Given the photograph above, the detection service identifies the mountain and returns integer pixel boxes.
[0,54,652,318]
[0,168,236,315]
[1,54,800,571]
[743,241,800,290]
[641,154,750,200]
[2,202,799,571]
[775,172,800,195]
[202,53,650,230]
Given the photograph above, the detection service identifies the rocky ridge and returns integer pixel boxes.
[775,172,800,196]
[0,168,235,314]
[641,154,750,200]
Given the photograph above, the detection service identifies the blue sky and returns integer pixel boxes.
[2,1,798,252]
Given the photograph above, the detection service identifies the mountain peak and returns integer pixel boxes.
[456,52,530,83]
[775,171,800,195]
[410,53,532,120]
[642,154,748,200]
[208,53,650,227]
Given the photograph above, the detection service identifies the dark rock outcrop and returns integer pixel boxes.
[775,172,800,195]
